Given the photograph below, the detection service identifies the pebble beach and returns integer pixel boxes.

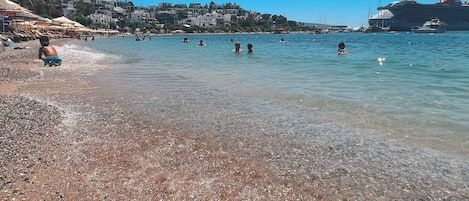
[1,38,468,200]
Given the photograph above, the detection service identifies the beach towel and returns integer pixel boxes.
[43,56,62,67]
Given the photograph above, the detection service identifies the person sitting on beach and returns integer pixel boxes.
[1,36,13,47]
[247,43,253,53]
[38,36,61,67]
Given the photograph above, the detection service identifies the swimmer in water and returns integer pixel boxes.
[198,40,206,46]
[234,42,241,53]
[247,43,253,53]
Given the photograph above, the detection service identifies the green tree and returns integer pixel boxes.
[261,14,272,24]
[208,1,216,11]
[73,15,92,26]
[74,0,95,17]
[176,10,187,21]
[287,20,298,27]
[13,0,62,18]
[108,21,117,29]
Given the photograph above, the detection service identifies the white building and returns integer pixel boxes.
[89,13,114,26]
[131,10,154,23]
[185,11,225,27]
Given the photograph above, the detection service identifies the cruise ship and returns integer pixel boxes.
[368,0,469,31]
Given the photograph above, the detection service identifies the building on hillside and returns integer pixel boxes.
[89,13,115,27]
[156,11,177,24]
[189,3,202,8]
[158,3,173,9]
[60,0,76,17]
[60,0,119,17]
[184,11,226,27]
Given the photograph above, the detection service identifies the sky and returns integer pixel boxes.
[130,0,440,27]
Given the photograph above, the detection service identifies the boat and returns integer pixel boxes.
[412,18,446,33]
[363,25,391,33]
[368,0,469,31]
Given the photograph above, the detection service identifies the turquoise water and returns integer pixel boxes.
[78,32,469,158]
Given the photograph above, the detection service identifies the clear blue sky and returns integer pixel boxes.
[130,0,439,27]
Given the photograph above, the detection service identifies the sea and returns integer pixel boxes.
[58,32,469,161]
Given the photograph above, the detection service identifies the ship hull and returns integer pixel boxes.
[369,1,469,31]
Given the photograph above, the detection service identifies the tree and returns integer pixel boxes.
[224,3,233,9]
[13,0,62,18]
[108,21,117,29]
[273,15,288,25]
[261,14,272,23]
[74,15,92,26]
[208,1,216,11]
[287,20,298,27]
[176,10,186,21]
[74,0,96,17]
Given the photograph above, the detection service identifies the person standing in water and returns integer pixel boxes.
[38,36,61,67]
[247,43,253,53]
[198,40,206,46]
[234,42,241,53]
[337,41,346,54]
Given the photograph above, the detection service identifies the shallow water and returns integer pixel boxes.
[65,32,469,160]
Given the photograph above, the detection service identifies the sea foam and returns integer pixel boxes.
[56,43,120,71]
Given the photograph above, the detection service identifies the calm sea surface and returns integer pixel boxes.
[72,32,469,159]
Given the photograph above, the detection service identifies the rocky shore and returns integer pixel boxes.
[1,38,468,200]
[1,39,62,199]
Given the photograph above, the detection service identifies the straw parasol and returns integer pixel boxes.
[52,16,85,28]
[16,20,37,28]
[0,0,49,22]
[171,29,185,34]
[46,24,65,30]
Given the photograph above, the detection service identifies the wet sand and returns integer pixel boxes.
[1,38,468,200]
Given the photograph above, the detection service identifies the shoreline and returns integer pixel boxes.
[1,38,468,199]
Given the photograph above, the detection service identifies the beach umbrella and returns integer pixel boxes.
[46,25,65,30]
[16,20,36,28]
[0,0,49,22]
[52,16,85,28]
[171,29,185,33]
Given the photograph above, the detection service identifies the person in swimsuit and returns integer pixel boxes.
[234,42,241,53]
[247,43,253,53]
[337,41,346,54]
[38,36,62,67]
[198,40,206,46]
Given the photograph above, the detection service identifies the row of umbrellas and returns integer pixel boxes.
[0,0,97,32]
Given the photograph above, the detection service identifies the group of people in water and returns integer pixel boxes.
[35,34,348,69]
[234,42,253,53]
[183,37,254,53]
[135,35,152,41]
[135,34,350,55]
[185,36,347,55]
